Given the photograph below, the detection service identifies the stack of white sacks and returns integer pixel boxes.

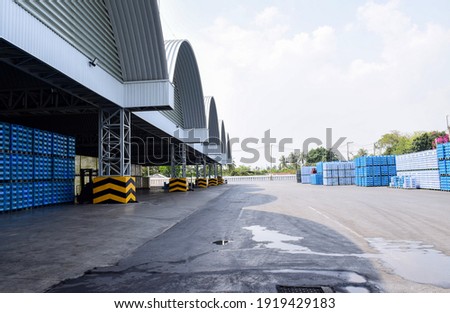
[323,162,355,186]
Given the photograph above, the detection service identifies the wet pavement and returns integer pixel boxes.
[1,182,450,293]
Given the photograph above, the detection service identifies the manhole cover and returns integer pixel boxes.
[276,285,333,293]
[212,240,229,245]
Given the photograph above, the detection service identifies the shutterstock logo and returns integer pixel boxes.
[130,128,347,165]
[229,128,347,164]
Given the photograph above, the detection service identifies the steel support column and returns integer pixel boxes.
[181,144,187,178]
[170,143,176,178]
[98,108,131,176]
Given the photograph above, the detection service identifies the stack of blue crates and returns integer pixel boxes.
[355,156,397,187]
[0,123,10,211]
[438,143,450,191]
[311,162,324,185]
[311,174,324,185]
[0,122,75,212]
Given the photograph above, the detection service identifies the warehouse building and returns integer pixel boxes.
[0,0,232,209]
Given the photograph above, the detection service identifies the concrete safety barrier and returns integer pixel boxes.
[93,176,136,204]
[169,178,188,192]
[196,178,208,188]
[208,178,218,187]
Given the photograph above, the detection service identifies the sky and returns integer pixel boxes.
[158,0,450,167]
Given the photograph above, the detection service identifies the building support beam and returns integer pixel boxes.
[98,108,131,176]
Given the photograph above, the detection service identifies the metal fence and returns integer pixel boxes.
[224,175,296,183]
[146,175,296,187]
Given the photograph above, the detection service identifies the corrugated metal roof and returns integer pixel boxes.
[164,40,206,129]
[15,0,122,79]
[220,120,227,154]
[14,0,168,82]
[105,0,168,81]
[227,133,232,163]
[204,96,220,145]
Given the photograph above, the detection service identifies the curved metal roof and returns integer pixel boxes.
[15,0,168,82]
[227,133,232,163]
[220,120,227,154]
[163,40,206,129]
[204,96,220,145]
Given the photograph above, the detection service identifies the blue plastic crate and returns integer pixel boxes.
[0,122,11,152]
[53,158,66,179]
[388,155,396,165]
[440,176,450,191]
[382,176,389,186]
[0,153,11,181]
[373,176,381,186]
[437,145,445,159]
[439,160,446,175]
[11,182,33,210]
[0,183,11,212]
[373,166,381,176]
[10,154,34,181]
[33,129,53,156]
[445,143,450,157]
[389,165,397,176]
[33,156,53,180]
[67,136,76,157]
[53,133,68,157]
[11,124,33,153]
[67,158,75,179]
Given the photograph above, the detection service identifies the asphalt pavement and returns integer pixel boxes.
[1,182,450,293]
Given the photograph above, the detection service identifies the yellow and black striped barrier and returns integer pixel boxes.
[93,176,136,204]
[196,178,208,188]
[208,178,218,187]
[169,178,188,192]
[218,176,224,185]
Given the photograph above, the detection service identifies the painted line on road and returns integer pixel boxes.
[308,206,364,239]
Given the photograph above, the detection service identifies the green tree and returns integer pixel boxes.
[287,151,301,170]
[354,148,369,159]
[279,155,288,169]
[306,147,339,164]
[375,131,412,155]
[410,131,447,152]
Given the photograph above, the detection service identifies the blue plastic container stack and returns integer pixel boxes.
[11,124,33,154]
[300,166,315,184]
[355,156,396,187]
[390,176,417,189]
[311,174,323,185]
[438,143,450,191]
[323,162,355,186]
[0,122,76,212]
[0,122,10,152]
[0,122,11,211]
[310,162,324,185]
[0,183,11,212]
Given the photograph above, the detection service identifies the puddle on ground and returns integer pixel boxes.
[344,286,370,293]
[244,225,450,289]
[367,238,450,288]
[243,225,360,257]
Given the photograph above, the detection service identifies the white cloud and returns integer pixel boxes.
[187,1,450,165]
[254,6,282,26]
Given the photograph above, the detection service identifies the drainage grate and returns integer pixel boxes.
[212,240,229,245]
[276,285,333,293]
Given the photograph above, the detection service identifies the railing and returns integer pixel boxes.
[224,175,296,183]
[145,175,296,187]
